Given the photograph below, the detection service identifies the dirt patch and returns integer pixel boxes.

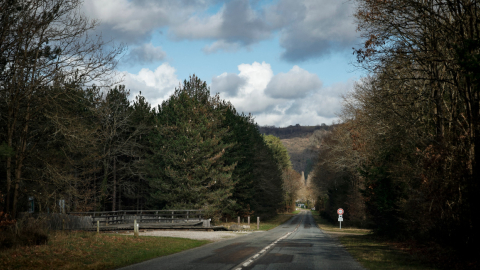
[122,230,255,242]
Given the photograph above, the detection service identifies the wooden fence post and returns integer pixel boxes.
[257,217,260,230]
[238,216,240,224]
[248,216,250,225]
[97,220,99,233]
[171,211,174,223]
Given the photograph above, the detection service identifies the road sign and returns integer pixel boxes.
[337,208,344,215]
[338,217,343,222]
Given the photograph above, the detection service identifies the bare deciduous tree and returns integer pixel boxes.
[0,0,124,217]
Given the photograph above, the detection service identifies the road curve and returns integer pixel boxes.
[118,211,365,270]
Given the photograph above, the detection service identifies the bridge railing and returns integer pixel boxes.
[68,210,205,226]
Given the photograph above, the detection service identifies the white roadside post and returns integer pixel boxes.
[337,208,344,229]
[134,219,139,237]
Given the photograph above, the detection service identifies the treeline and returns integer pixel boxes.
[312,0,480,252]
[0,0,300,221]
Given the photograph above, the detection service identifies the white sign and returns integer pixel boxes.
[337,208,344,215]
[338,217,343,221]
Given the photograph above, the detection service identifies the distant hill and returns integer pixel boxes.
[258,124,331,139]
[258,124,332,177]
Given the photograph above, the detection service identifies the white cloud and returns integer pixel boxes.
[211,73,246,97]
[171,0,275,52]
[171,12,223,40]
[123,43,166,65]
[277,0,358,61]
[226,61,278,114]
[265,65,322,99]
[83,0,358,60]
[214,62,355,126]
[168,0,357,59]
[82,0,207,44]
[119,61,354,127]
[123,63,180,107]
[202,40,243,54]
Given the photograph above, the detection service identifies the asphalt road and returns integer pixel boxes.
[118,211,365,270]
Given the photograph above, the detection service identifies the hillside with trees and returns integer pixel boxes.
[259,125,331,178]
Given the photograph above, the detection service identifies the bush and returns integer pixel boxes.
[0,215,49,250]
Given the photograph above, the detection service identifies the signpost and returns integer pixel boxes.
[337,208,344,229]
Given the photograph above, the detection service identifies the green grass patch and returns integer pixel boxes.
[339,235,438,270]
[311,211,371,235]
[258,214,294,231]
[0,231,210,270]
[215,213,295,231]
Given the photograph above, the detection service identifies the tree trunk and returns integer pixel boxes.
[12,102,31,218]
[6,155,12,213]
[112,157,116,211]
[12,157,23,219]
[94,163,97,208]
[6,102,16,214]
[74,168,78,211]
[118,186,121,211]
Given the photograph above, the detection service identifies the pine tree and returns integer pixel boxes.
[147,75,236,220]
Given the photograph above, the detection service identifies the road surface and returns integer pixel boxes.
[118,211,365,270]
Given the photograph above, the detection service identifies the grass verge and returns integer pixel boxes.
[215,212,296,231]
[311,211,371,235]
[257,214,294,231]
[339,235,438,270]
[0,231,210,270]
[311,211,439,270]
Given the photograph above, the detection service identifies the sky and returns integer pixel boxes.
[82,0,363,127]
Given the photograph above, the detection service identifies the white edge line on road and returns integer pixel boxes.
[232,212,305,270]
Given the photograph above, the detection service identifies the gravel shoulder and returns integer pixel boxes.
[122,230,256,242]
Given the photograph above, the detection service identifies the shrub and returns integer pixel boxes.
[0,215,49,250]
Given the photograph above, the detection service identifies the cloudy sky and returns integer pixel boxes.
[82,0,363,127]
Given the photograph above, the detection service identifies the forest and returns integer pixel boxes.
[3,0,480,258]
[0,0,303,222]
[311,0,480,254]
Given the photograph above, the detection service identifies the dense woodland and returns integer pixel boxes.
[0,0,304,222]
[311,0,480,254]
[2,0,479,259]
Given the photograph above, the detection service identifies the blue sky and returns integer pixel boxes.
[82,0,363,127]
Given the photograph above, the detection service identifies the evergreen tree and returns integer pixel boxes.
[263,135,292,170]
[120,93,156,210]
[147,75,236,220]
[220,108,258,217]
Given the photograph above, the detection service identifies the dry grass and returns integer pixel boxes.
[0,231,209,270]
[216,213,295,231]
[311,211,372,235]
[339,235,439,270]
[258,214,295,231]
[311,211,438,270]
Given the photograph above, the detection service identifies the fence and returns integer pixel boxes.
[68,210,207,227]
[17,213,93,230]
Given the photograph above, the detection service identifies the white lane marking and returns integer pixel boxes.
[233,212,305,270]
